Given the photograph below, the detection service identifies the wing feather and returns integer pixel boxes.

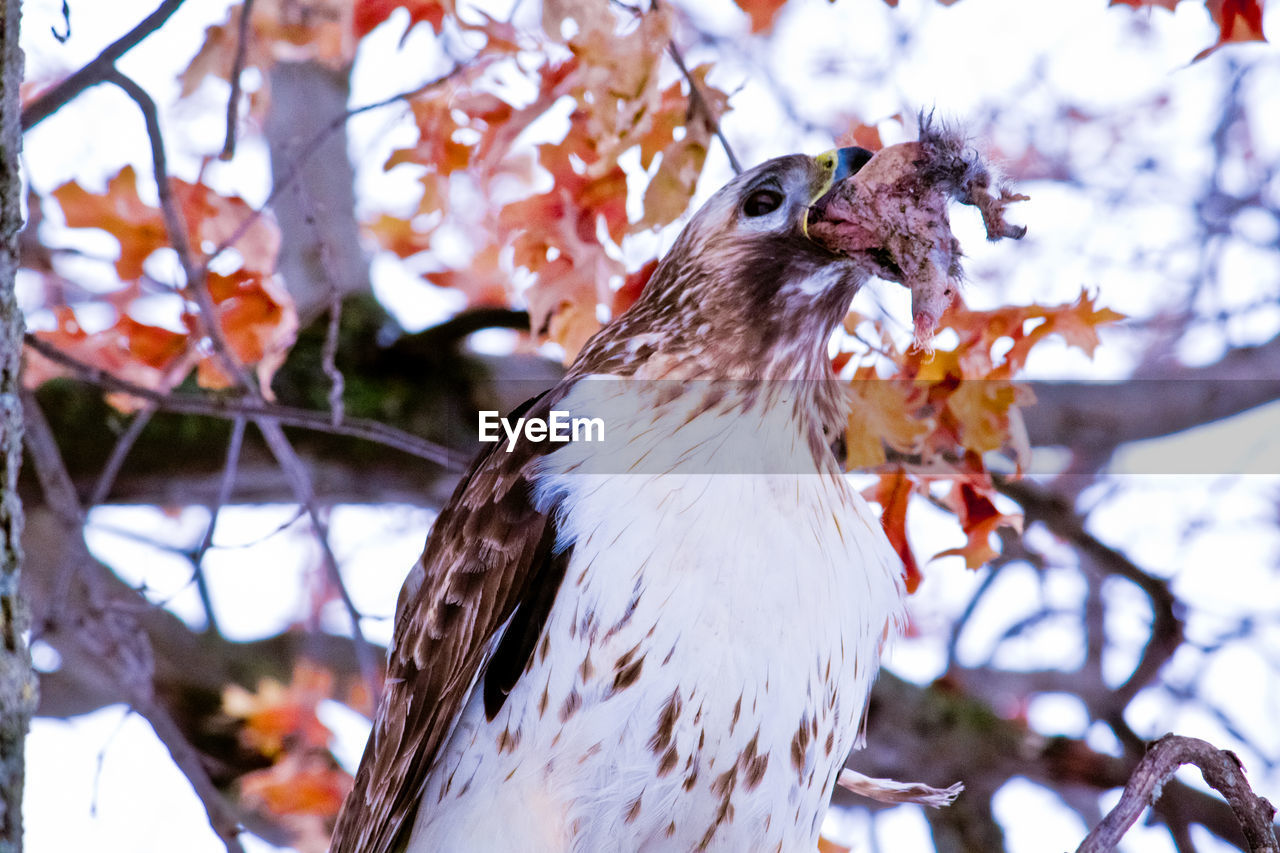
[329,391,569,853]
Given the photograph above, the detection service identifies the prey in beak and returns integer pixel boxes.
[805,119,1028,348]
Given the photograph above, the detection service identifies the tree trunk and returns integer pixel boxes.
[0,1,37,850]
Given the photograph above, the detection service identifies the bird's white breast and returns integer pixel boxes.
[409,380,904,853]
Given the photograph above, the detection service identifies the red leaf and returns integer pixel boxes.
[614,259,657,317]
[934,482,1022,569]
[1195,0,1267,60]
[353,0,448,38]
[870,471,922,593]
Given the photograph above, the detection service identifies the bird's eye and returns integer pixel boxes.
[742,189,783,217]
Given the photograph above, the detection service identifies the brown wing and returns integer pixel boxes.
[329,390,571,853]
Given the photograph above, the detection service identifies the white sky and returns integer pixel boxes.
[18,0,1280,851]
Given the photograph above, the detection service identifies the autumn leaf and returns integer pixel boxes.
[845,366,932,468]
[180,0,355,94]
[613,259,657,317]
[353,0,449,39]
[934,482,1022,569]
[1000,291,1125,370]
[174,178,281,274]
[241,752,352,818]
[364,212,436,259]
[197,270,298,396]
[179,5,250,97]
[424,244,512,306]
[638,66,727,229]
[51,166,168,280]
[946,378,1030,456]
[734,0,789,33]
[868,470,922,593]
[385,92,473,176]
[524,256,607,361]
[26,306,193,411]
[542,0,617,39]
[1195,0,1267,60]
[223,660,338,758]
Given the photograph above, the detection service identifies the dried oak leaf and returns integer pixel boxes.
[809,117,1027,349]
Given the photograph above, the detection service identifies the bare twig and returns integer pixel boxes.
[105,69,250,388]
[253,419,382,702]
[88,405,156,507]
[666,39,742,175]
[21,0,188,130]
[219,0,257,160]
[25,334,464,468]
[189,415,247,636]
[323,290,345,426]
[996,477,1184,709]
[1077,734,1279,853]
[51,0,71,43]
[140,695,247,852]
[21,390,84,528]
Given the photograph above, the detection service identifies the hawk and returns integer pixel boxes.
[331,145,918,852]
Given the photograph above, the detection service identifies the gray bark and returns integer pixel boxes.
[265,61,371,325]
[0,1,36,850]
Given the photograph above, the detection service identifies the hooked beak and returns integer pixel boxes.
[805,146,874,238]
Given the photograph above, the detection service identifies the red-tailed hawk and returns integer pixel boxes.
[331,133,1002,851]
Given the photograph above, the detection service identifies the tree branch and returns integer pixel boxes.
[219,0,256,161]
[995,477,1184,710]
[20,0,188,130]
[22,394,246,853]
[666,39,742,175]
[1077,735,1279,853]
[24,333,465,469]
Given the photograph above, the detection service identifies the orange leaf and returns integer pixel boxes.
[934,482,1022,569]
[200,270,298,395]
[27,306,193,410]
[223,661,338,758]
[1195,0,1267,60]
[174,179,281,274]
[385,91,474,176]
[179,6,244,97]
[365,212,435,259]
[240,752,352,817]
[845,366,932,468]
[734,0,789,33]
[52,167,167,280]
[946,378,1027,455]
[1002,291,1125,369]
[424,244,512,307]
[526,255,606,361]
[869,470,922,593]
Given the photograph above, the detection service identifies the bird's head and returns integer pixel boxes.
[575,147,885,381]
